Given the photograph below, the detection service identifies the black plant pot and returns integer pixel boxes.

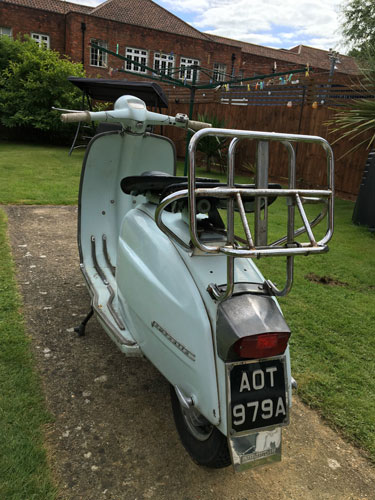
[352,150,375,231]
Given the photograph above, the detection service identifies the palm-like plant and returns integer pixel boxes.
[329,45,375,228]
[196,113,227,172]
[328,45,375,155]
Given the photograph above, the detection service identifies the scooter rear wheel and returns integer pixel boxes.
[170,385,231,468]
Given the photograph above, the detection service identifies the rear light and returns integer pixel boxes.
[233,332,290,359]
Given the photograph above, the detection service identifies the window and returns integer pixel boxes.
[154,52,174,76]
[90,39,108,67]
[31,32,50,49]
[125,47,148,73]
[0,27,12,38]
[213,63,227,82]
[180,57,199,82]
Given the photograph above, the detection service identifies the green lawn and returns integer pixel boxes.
[0,209,56,499]
[255,197,375,460]
[0,142,83,204]
[0,141,374,479]
[183,160,375,460]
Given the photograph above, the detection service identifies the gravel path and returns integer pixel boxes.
[4,204,375,500]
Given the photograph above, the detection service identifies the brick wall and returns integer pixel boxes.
[0,2,352,86]
[1,3,66,53]
[240,53,304,79]
[0,2,304,83]
[65,14,243,82]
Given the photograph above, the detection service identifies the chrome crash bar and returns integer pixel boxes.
[156,128,334,300]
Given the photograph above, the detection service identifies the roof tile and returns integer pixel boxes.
[1,0,92,14]
[90,0,210,40]
[288,45,358,74]
[208,34,359,75]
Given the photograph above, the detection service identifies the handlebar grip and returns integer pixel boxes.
[61,111,91,123]
[188,120,212,131]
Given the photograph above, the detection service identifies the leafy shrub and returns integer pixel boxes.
[0,35,85,141]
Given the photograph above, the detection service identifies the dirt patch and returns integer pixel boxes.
[4,205,375,500]
[305,273,348,287]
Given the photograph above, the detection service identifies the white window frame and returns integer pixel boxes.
[125,47,148,74]
[90,39,108,68]
[180,57,200,82]
[213,63,227,82]
[0,27,12,38]
[31,32,50,49]
[154,52,175,77]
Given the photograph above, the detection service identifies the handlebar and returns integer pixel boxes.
[59,95,212,132]
[60,112,211,131]
[61,111,91,123]
[188,120,211,131]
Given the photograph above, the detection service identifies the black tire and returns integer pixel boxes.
[170,385,231,468]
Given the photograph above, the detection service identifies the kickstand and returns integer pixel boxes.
[74,306,94,337]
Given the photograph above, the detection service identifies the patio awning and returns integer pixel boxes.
[67,77,169,108]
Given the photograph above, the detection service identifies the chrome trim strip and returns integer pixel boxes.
[80,264,136,347]
[91,236,108,285]
[107,284,126,330]
[102,234,116,276]
[91,236,126,331]
[174,385,194,408]
[151,320,196,361]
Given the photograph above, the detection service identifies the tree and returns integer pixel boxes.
[0,35,85,137]
[341,0,375,57]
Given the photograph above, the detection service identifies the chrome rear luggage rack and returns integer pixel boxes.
[156,128,334,300]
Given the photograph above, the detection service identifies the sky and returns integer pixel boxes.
[68,0,346,53]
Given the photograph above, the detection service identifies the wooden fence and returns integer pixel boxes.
[161,77,370,199]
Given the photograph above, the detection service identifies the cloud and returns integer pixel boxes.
[68,0,104,6]
[207,29,281,46]
[157,0,209,12]
[68,0,345,51]
[157,0,343,50]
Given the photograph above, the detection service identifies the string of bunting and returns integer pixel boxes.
[241,73,296,91]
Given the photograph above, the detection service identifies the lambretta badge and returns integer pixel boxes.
[151,321,196,361]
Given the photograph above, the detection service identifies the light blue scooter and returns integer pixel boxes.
[60,95,334,471]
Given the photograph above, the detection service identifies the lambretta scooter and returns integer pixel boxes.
[60,95,334,471]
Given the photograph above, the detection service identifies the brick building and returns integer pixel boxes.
[0,0,358,84]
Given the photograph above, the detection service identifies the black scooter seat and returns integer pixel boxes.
[121,174,220,197]
[121,173,282,211]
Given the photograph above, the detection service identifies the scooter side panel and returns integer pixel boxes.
[116,207,221,425]
[79,132,176,270]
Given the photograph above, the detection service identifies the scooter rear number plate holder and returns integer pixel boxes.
[227,356,289,435]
